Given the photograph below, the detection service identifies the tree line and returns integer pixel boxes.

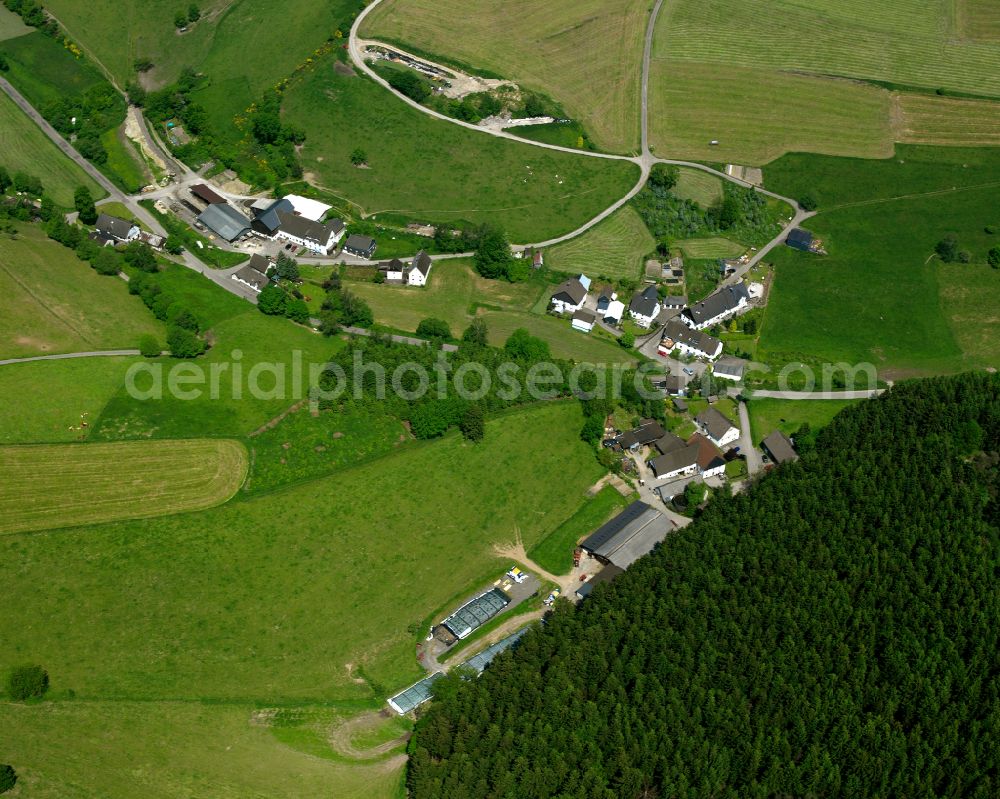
[406,371,1000,798]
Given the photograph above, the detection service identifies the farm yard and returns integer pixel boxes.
[0,439,247,534]
[0,225,164,358]
[543,206,655,281]
[0,91,103,207]
[283,59,639,242]
[361,0,646,154]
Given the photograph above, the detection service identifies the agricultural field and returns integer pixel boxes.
[0,91,103,206]
[674,237,745,259]
[0,701,406,799]
[544,206,655,281]
[937,262,1000,370]
[0,225,164,358]
[0,356,143,443]
[361,0,646,153]
[283,59,639,242]
[748,398,858,445]
[646,62,893,165]
[893,93,1000,146]
[957,0,1000,42]
[672,167,723,207]
[349,259,637,363]
[758,154,1000,375]
[0,439,247,534]
[0,402,604,701]
[0,4,31,39]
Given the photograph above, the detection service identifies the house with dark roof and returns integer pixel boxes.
[652,431,686,455]
[549,276,588,314]
[651,374,689,397]
[197,203,251,242]
[762,430,799,464]
[659,320,723,360]
[785,228,814,252]
[274,211,345,255]
[230,254,272,293]
[603,299,625,326]
[695,407,740,448]
[713,355,747,382]
[404,251,432,286]
[628,285,660,328]
[596,284,617,314]
[572,309,596,333]
[580,500,670,569]
[95,213,140,244]
[343,234,377,258]
[190,183,226,206]
[688,432,727,478]
[683,283,750,330]
[617,418,666,451]
[250,197,294,237]
[648,443,701,480]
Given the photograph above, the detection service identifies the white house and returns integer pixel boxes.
[273,212,345,255]
[713,355,747,382]
[660,320,723,360]
[628,285,660,328]
[571,309,596,333]
[695,407,740,448]
[405,251,432,286]
[683,284,750,330]
[689,433,727,478]
[550,276,588,314]
[596,284,618,315]
[603,299,625,326]
[648,443,700,480]
[231,254,272,294]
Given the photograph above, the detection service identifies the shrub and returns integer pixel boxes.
[350,148,368,166]
[416,317,452,341]
[648,163,679,190]
[139,334,161,358]
[460,405,486,442]
[7,665,48,701]
[619,330,635,349]
[798,192,819,211]
[166,326,205,358]
[935,235,959,263]
[988,246,1000,270]
[0,764,15,794]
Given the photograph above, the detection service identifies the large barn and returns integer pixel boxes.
[580,500,671,570]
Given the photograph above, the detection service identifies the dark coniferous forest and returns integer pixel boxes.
[407,372,1000,798]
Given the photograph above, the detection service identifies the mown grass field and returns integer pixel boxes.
[0,225,164,358]
[675,237,745,259]
[748,398,857,445]
[544,205,655,281]
[0,89,103,206]
[0,439,247,534]
[0,402,604,701]
[959,0,1000,42]
[527,485,630,574]
[0,700,405,799]
[759,148,1000,375]
[0,356,143,443]
[362,0,646,154]
[0,4,31,39]
[349,259,637,363]
[937,261,1000,369]
[284,61,638,242]
[672,167,723,207]
[647,61,893,165]
[893,93,1000,146]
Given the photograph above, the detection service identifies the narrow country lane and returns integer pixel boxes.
[0,349,140,367]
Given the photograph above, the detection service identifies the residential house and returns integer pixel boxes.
[549,276,588,314]
[628,285,660,328]
[762,430,799,464]
[695,407,740,448]
[190,183,226,206]
[713,355,747,382]
[197,204,251,242]
[651,374,689,397]
[405,251,432,286]
[231,254,272,293]
[579,500,670,569]
[603,300,625,326]
[683,283,750,330]
[655,295,687,325]
[688,432,727,478]
[596,285,617,315]
[379,258,406,282]
[617,418,666,451]
[343,234,377,258]
[95,213,140,244]
[652,431,686,455]
[572,309,596,333]
[659,320,723,360]
[273,212,345,255]
[647,443,701,480]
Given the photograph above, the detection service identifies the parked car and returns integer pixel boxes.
[506,566,527,584]
[544,588,560,606]
[683,367,695,377]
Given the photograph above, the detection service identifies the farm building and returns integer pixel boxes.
[580,500,670,569]
[617,418,666,451]
[572,309,596,333]
[379,252,432,286]
[762,430,799,464]
[651,374,689,397]
[343,234,377,259]
[250,197,293,236]
[696,407,740,448]
[713,355,747,382]
[575,565,624,600]
[231,254,272,293]
[190,183,226,206]
[388,672,444,715]
[274,212,345,255]
[95,213,139,244]
[683,283,750,330]
[688,433,727,478]
[785,228,814,252]
[197,204,251,242]
[549,276,588,314]
[648,443,701,480]
[441,588,510,640]
[281,194,332,222]
[463,627,530,674]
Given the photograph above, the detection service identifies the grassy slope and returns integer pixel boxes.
[747,398,857,444]
[349,259,637,364]
[282,61,639,242]
[759,146,1000,374]
[672,167,723,207]
[0,439,247,534]
[361,0,646,154]
[0,91,103,206]
[0,402,603,700]
[894,93,1000,146]
[544,205,655,281]
[527,485,630,574]
[0,356,144,443]
[0,226,165,358]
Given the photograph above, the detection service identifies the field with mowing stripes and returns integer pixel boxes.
[0,91,104,207]
[361,0,646,153]
[544,205,654,281]
[0,439,247,534]
[672,167,723,207]
[675,237,745,259]
[959,0,1000,42]
[894,93,1000,146]
[0,225,164,358]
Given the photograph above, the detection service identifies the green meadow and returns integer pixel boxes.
[544,205,655,281]
[748,398,858,445]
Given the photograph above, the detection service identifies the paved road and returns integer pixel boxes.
[0,349,140,366]
[736,400,763,475]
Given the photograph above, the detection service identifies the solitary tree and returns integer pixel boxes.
[461,318,488,347]
[798,192,819,211]
[258,283,288,315]
[0,764,16,794]
[187,3,201,22]
[416,317,452,341]
[460,405,486,442]
[648,163,679,191]
[174,10,188,28]
[935,235,959,263]
[274,252,299,281]
[7,665,48,701]
[350,148,368,166]
[619,330,635,349]
[474,226,514,280]
[74,185,97,224]
[700,370,715,399]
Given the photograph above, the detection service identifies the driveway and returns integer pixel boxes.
[736,400,763,475]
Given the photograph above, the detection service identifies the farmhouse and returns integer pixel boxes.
[95,213,139,244]
[379,258,406,282]
[696,407,740,448]
[440,588,510,640]
[405,251,432,286]
[713,355,747,382]
[343,234,377,259]
[628,285,661,328]
[281,194,333,222]
[579,500,670,570]
[197,203,251,243]
[648,443,701,480]
[603,299,625,326]
[274,212,345,255]
[250,197,293,237]
[231,254,272,293]
[617,418,666,451]
[660,320,723,360]
[190,183,226,206]
[549,276,588,314]
[688,432,727,478]
[683,283,750,329]
[762,430,799,464]
[572,309,596,333]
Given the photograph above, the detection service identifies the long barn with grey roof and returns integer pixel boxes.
[580,500,671,569]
